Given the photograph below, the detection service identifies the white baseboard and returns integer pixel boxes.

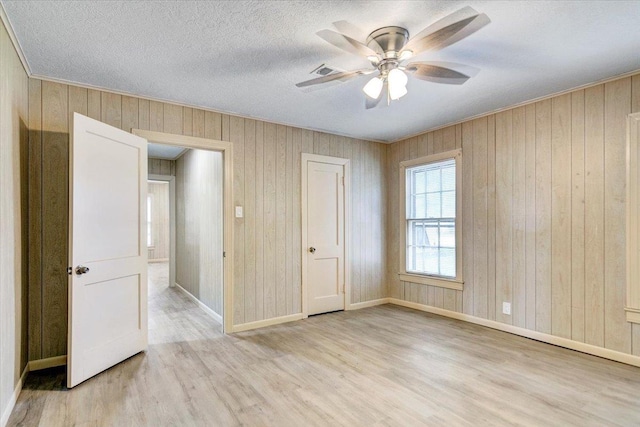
[174,282,223,325]
[28,355,67,372]
[233,298,390,333]
[388,298,640,368]
[232,313,304,333]
[1,364,28,427]
[348,298,391,310]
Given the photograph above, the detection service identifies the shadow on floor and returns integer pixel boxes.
[22,366,67,391]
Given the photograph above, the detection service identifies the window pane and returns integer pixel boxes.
[426,168,440,192]
[425,223,439,247]
[441,165,455,191]
[440,221,455,248]
[440,248,456,277]
[422,247,439,275]
[414,194,426,218]
[426,193,440,218]
[442,190,455,218]
[414,170,425,194]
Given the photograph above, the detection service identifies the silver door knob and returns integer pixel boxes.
[309,247,316,254]
[75,265,90,275]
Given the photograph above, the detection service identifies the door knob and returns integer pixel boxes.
[309,247,316,254]
[75,265,90,275]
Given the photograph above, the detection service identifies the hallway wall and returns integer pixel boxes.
[175,149,224,315]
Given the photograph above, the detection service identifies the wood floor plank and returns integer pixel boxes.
[9,263,640,427]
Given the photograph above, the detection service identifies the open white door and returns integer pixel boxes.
[67,113,148,388]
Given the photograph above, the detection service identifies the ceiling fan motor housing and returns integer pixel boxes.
[366,26,410,59]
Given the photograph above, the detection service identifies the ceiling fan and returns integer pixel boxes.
[295,6,490,108]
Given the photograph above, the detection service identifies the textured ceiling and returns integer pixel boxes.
[148,142,188,160]
[3,1,640,142]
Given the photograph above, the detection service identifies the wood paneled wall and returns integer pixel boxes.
[388,73,640,356]
[0,19,29,421]
[175,149,224,315]
[148,158,175,176]
[27,79,388,359]
[147,182,170,261]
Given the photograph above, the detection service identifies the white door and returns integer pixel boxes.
[303,155,348,316]
[67,113,148,388]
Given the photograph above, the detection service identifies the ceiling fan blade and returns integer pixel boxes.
[316,29,378,57]
[405,62,472,85]
[432,13,491,52]
[408,61,480,77]
[295,70,364,88]
[366,82,388,109]
[332,21,384,54]
[402,6,490,55]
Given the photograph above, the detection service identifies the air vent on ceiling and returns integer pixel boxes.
[310,64,335,76]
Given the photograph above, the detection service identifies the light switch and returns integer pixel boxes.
[235,206,243,218]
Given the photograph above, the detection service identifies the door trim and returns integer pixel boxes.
[133,129,234,333]
[148,174,176,289]
[301,153,351,318]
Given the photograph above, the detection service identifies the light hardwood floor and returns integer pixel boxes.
[7,263,640,426]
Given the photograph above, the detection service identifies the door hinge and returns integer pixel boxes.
[67,267,73,275]
[223,251,226,258]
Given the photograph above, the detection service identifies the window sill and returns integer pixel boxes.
[398,273,464,291]
[626,307,640,324]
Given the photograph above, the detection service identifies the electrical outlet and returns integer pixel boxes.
[235,206,243,218]
[502,302,511,315]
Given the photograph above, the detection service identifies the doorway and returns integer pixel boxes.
[147,143,225,325]
[146,178,174,297]
[134,130,234,333]
[301,154,351,317]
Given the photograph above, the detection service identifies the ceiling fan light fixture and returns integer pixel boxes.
[387,68,408,100]
[389,84,408,100]
[363,76,384,99]
[399,50,413,61]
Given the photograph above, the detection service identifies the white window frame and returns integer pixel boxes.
[399,148,463,290]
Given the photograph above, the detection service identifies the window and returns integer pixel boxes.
[399,149,463,290]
